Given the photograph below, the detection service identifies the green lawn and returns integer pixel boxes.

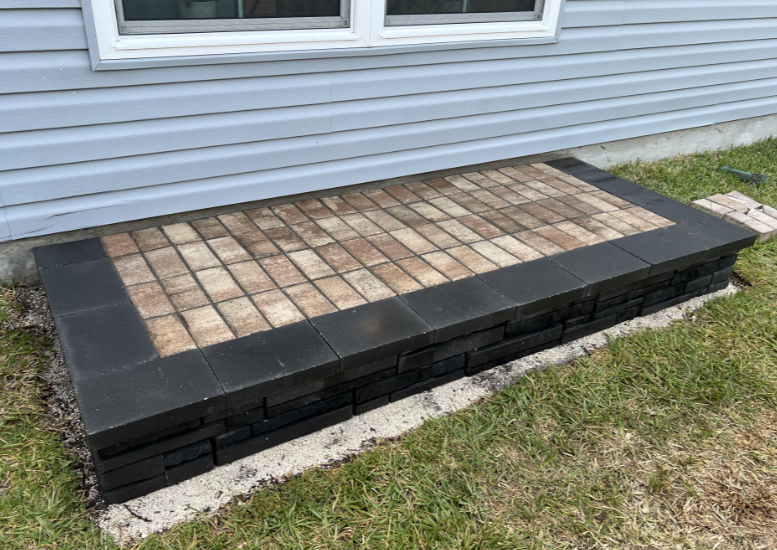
[2,141,777,549]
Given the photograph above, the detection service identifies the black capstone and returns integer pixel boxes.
[39,258,128,317]
[611,227,708,276]
[34,238,107,269]
[550,242,650,296]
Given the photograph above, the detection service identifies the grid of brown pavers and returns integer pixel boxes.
[100,163,674,357]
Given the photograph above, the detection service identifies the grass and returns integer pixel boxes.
[2,140,777,548]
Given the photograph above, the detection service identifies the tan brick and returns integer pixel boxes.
[501,206,545,229]
[572,216,625,241]
[127,282,175,319]
[235,231,281,259]
[608,209,658,232]
[396,258,448,287]
[415,224,461,249]
[523,180,564,198]
[516,165,546,179]
[217,297,270,337]
[342,269,396,301]
[421,251,473,281]
[101,233,138,258]
[531,163,569,178]
[428,196,472,218]
[479,210,523,233]
[245,207,286,230]
[446,246,499,274]
[488,186,531,206]
[469,189,510,209]
[448,193,491,214]
[436,220,482,244]
[370,263,424,294]
[423,177,462,196]
[294,199,335,220]
[507,183,549,202]
[490,235,544,262]
[517,202,565,224]
[217,212,258,235]
[292,221,336,248]
[287,249,336,280]
[460,172,500,189]
[259,255,307,287]
[342,238,389,267]
[707,194,749,213]
[386,205,429,227]
[405,181,442,200]
[479,169,515,186]
[575,193,620,213]
[342,192,378,212]
[553,221,604,246]
[314,276,368,309]
[537,198,584,219]
[555,194,603,215]
[178,241,221,271]
[132,227,170,252]
[321,196,358,216]
[692,198,732,218]
[457,215,504,239]
[557,174,598,192]
[341,213,383,237]
[514,230,565,256]
[408,201,450,223]
[316,216,361,241]
[145,315,197,357]
[590,190,634,209]
[470,241,521,268]
[389,228,438,254]
[162,222,200,245]
[162,274,210,312]
[444,175,480,192]
[363,189,401,209]
[315,243,363,273]
[534,225,586,250]
[496,166,534,183]
[207,236,252,265]
[366,233,414,261]
[537,176,580,195]
[271,203,309,225]
[285,283,337,318]
[252,289,306,328]
[227,260,276,294]
[191,217,229,239]
[264,227,308,253]
[384,185,422,204]
[182,306,235,347]
[363,209,408,232]
[627,206,674,228]
[592,212,640,236]
[195,266,244,302]
[145,247,189,279]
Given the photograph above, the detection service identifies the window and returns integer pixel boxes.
[86,0,560,62]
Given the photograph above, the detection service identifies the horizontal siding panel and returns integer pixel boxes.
[4,18,777,94]
[0,9,86,52]
[5,58,777,170]
[7,95,777,240]
[330,39,777,102]
[564,0,777,28]
[3,38,776,134]
[4,77,776,206]
[0,0,79,7]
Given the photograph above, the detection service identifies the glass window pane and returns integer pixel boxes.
[121,0,341,21]
[386,0,535,16]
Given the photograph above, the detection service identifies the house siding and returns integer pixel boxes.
[1,0,777,241]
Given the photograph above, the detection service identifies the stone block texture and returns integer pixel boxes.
[692,191,777,242]
[34,159,756,504]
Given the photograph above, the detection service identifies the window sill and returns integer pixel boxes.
[89,35,559,71]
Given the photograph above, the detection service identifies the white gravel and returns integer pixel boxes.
[32,283,738,545]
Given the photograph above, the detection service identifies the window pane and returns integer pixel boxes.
[121,0,340,21]
[386,0,535,16]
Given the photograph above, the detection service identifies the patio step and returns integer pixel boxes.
[33,158,757,504]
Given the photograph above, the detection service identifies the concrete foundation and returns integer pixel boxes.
[3,113,775,283]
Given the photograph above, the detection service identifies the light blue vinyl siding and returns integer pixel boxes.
[1,0,776,240]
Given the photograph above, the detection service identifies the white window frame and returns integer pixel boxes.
[86,0,562,61]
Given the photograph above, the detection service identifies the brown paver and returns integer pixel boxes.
[104,162,673,355]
